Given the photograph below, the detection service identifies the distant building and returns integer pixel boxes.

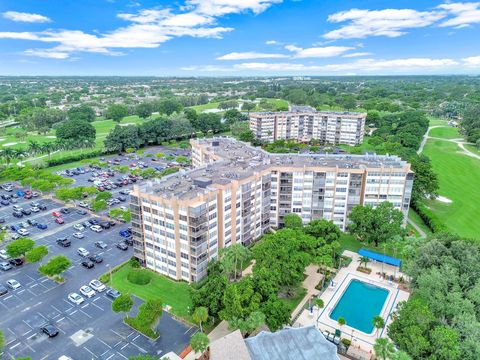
[130,137,413,282]
[249,106,366,146]
[210,326,339,360]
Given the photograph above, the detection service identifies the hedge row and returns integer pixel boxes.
[412,200,448,233]
[46,150,105,166]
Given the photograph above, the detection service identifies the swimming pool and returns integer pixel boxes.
[330,279,389,334]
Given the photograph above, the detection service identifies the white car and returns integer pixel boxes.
[79,285,96,298]
[74,224,85,231]
[89,279,106,292]
[90,225,102,233]
[30,206,40,213]
[6,279,21,290]
[73,232,85,239]
[68,292,85,305]
[0,249,10,260]
[77,248,90,257]
[78,202,89,208]
[17,228,29,236]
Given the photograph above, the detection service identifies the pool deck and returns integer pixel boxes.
[294,250,410,353]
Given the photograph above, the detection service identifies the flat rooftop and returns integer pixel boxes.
[137,137,410,201]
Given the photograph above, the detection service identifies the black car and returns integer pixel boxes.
[81,261,95,269]
[125,238,134,246]
[116,242,128,251]
[99,221,110,229]
[41,324,59,337]
[108,220,116,226]
[95,241,108,249]
[106,288,121,299]
[27,219,38,226]
[21,209,31,215]
[56,238,71,247]
[9,258,24,266]
[1,194,10,200]
[89,219,99,225]
[60,208,70,214]
[1,200,9,206]
[0,284,8,296]
[38,204,47,210]
[89,254,103,263]
[76,209,87,215]
[13,211,23,218]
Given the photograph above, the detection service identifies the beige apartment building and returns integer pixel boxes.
[130,137,413,283]
[249,106,366,145]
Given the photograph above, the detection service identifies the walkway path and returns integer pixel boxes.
[407,218,427,237]
[290,264,323,321]
[16,150,60,166]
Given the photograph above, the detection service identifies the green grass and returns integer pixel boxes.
[465,144,480,156]
[338,233,398,257]
[423,138,480,239]
[189,102,222,112]
[429,126,460,139]
[279,286,307,313]
[107,263,193,321]
[428,117,449,126]
[338,136,377,154]
[408,208,432,237]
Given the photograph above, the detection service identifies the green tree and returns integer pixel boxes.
[262,298,290,331]
[349,202,405,246]
[6,238,35,258]
[192,307,209,333]
[374,338,395,360]
[104,124,142,152]
[390,351,412,360]
[358,256,370,269]
[304,219,341,244]
[430,326,461,360]
[0,329,4,354]
[373,315,385,337]
[38,255,71,280]
[238,130,255,143]
[96,191,113,201]
[112,294,134,316]
[68,104,96,122]
[230,310,265,336]
[25,245,48,263]
[283,213,303,229]
[106,104,129,122]
[338,316,346,327]
[135,102,153,119]
[92,200,108,212]
[410,155,439,203]
[56,119,96,142]
[241,101,256,113]
[190,332,209,357]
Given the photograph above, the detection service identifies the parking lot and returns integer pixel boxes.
[0,145,194,359]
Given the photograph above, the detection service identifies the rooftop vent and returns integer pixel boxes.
[193,177,213,188]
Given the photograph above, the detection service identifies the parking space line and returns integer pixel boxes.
[117,352,128,359]
[9,342,21,350]
[69,310,78,315]
[22,320,33,329]
[131,342,148,353]
[56,316,65,323]
[105,353,115,360]
[30,283,39,288]
[27,332,37,340]
[51,304,64,314]
[91,302,104,311]
[17,289,25,295]
[80,309,93,319]
[120,343,128,350]
[81,303,89,309]
[97,338,112,349]
[83,346,98,358]
[3,295,13,300]
[132,334,140,342]
[22,330,32,336]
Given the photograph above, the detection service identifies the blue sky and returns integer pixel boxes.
[1,0,480,75]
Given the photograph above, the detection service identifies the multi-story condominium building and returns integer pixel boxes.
[131,138,413,283]
[249,106,367,145]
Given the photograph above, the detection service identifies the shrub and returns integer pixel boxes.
[341,338,352,347]
[129,257,141,269]
[127,269,151,285]
[46,150,104,166]
[357,266,372,274]
[412,201,448,233]
[124,299,163,339]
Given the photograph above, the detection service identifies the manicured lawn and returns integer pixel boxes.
[189,102,222,112]
[429,126,460,139]
[465,144,480,156]
[428,117,448,126]
[338,233,398,257]
[423,138,480,239]
[408,208,432,237]
[279,286,307,313]
[106,263,193,321]
[338,136,377,154]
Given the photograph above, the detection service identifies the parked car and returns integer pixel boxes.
[119,229,132,238]
[74,224,85,231]
[52,211,62,217]
[88,254,103,263]
[12,211,23,218]
[77,248,90,257]
[99,221,110,230]
[106,288,121,299]
[21,209,31,216]
[9,258,24,266]
[0,250,10,260]
[89,279,106,292]
[17,228,29,236]
[0,200,9,206]
[27,219,38,226]
[79,285,96,298]
[81,261,95,269]
[95,241,107,249]
[30,206,40,213]
[0,285,8,296]
[90,225,102,233]
[55,217,65,224]
[60,208,70,214]
[78,202,89,208]
[38,204,47,210]
[56,238,71,247]
[41,324,59,338]
[116,242,128,251]
[0,262,12,271]
[125,238,134,246]
[76,209,87,215]
[37,223,48,230]
[68,292,85,305]
[6,279,21,290]
[88,219,99,225]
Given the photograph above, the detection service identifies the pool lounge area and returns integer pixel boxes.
[329,279,390,334]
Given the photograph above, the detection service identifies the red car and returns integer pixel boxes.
[55,217,64,224]
[52,211,62,217]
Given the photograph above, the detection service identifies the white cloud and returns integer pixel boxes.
[324,8,444,39]
[3,11,51,23]
[182,57,460,74]
[217,51,289,60]
[285,45,353,58]
[265,40,279,45]
[463,55,480,66]
[0,0,281,59]
[342,52,372,58]
[438,2,480,28]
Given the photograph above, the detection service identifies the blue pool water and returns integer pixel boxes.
[330,279,389,333]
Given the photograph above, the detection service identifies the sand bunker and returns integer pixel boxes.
[2,142,17,147]
[436,196,453,204]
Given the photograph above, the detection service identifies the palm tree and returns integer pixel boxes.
[337,316,346,327]
[374,338,395,360]
[192,307,209,333]
[358,256,370,269]
[1,148,16,165]
[190,332,209,360]
[373,315,385,337]
[27,140,41,156]
[390,350,412,360]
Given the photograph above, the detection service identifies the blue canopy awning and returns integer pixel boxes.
[358,248,401,267]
